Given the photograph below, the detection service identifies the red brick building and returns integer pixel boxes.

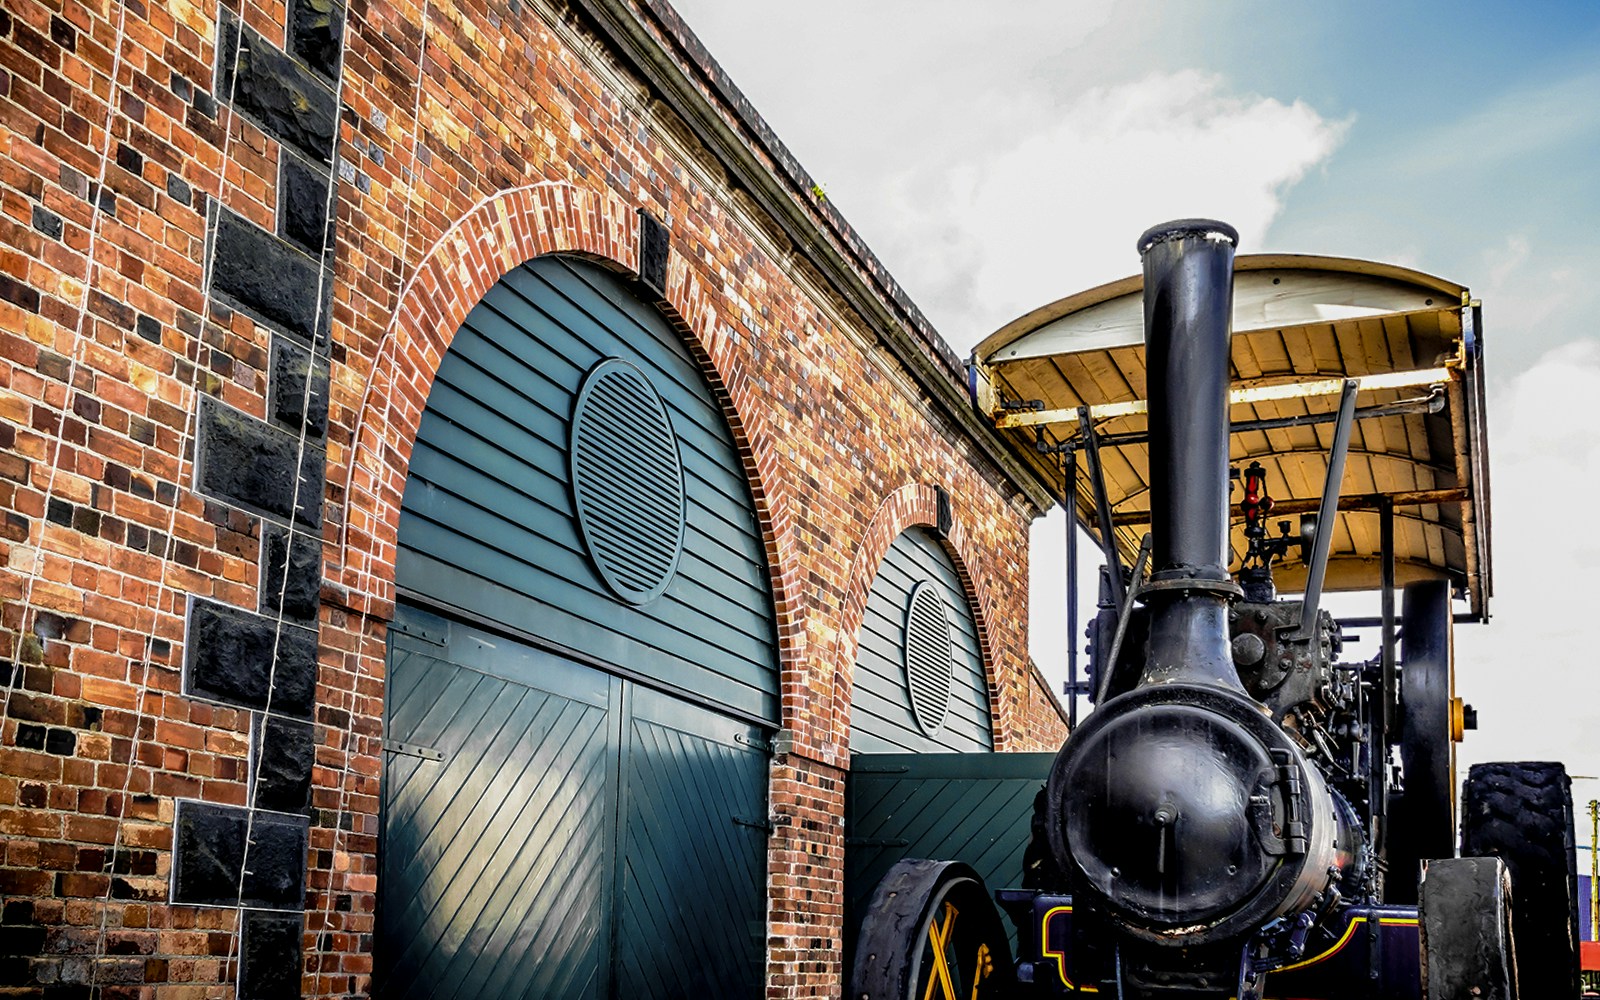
[0,0,1067,996]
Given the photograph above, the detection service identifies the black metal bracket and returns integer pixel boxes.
[1097,533,1152,703]
[1000,397,1045,412]
[637,208,671,297]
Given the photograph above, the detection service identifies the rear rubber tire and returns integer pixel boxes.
[1461,761,1581,1000]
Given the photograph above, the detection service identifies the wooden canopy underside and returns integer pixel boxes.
[971,254,1493,618]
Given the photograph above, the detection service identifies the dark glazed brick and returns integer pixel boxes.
[269,338,329,436]
[15,724,45,750]
[70,506,100,536]
[0,928,43,966]
[184,600,317,718]
[240,911,302,1000]
[135,314,161,344]
[278,155,332,255]
[115,144,143,175]
[259,523,321,623]
[0,274,41,313]
[210,209,328,348]
[49,16,76,51]
[89,290,134,330]
[196,397,325,528]
[166,173,192,206]
[254,716,314,814]
[32,206,63,240]
[217,13,337,161]
[289,0,344,81]
[44,728,75,755]
[0,924,45,955]
[171,801,308,908]
[0,956,32,985]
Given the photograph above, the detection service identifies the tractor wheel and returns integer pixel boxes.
[1419,855,1517,1000]
[1461,761,1581,1000]
[1389,578,1458,904]
[1022,786,1070,891]
[849,859,1013,1000]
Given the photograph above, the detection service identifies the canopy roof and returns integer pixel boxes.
[970,254,1492,617]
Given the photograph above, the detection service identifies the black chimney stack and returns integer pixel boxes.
[1136,219,1242,687]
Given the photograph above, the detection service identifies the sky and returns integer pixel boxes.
[666,1,1600,815]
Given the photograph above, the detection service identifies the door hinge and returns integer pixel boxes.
[844,837,910,848]
[390,618,447,646]
[734,728,794,755]
[383,739,445,761]
[732,815,773,832]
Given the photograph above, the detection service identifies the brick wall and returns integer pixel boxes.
[0,0,1067,996]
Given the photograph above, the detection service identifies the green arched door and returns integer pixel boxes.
[377,257,778,999]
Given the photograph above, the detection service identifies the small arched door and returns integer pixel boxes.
[377,256,778,999]
[843,526,1006,961]
[848,526,993,754]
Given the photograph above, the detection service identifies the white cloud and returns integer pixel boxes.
[875,70,1352,351]
[1442,340,1600,783]
[1486,234,1531,290]
[1475,234,1600,373]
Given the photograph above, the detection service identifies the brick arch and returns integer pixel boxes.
[827,483,1014,756]
[333,182,802,693]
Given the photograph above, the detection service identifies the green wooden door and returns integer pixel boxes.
[379,608,768,999]
[615,685,768,997]
[381,611,616,999]
[378,257,777,1000]
[850,527,992,753]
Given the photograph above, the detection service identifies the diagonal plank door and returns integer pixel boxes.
[379,607,770,1000]
[380,613,617,1000]
[614,685,768,998]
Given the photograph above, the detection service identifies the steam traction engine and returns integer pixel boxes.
[849,222,1580,999]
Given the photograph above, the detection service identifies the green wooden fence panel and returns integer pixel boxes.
[844,751,1056,958]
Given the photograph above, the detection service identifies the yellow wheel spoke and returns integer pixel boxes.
[923,902,960,1000]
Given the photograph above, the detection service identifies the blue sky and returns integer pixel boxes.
[668,1,1600,796]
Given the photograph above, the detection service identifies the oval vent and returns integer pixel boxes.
[569,358,686,605]
[903,581,954,735]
